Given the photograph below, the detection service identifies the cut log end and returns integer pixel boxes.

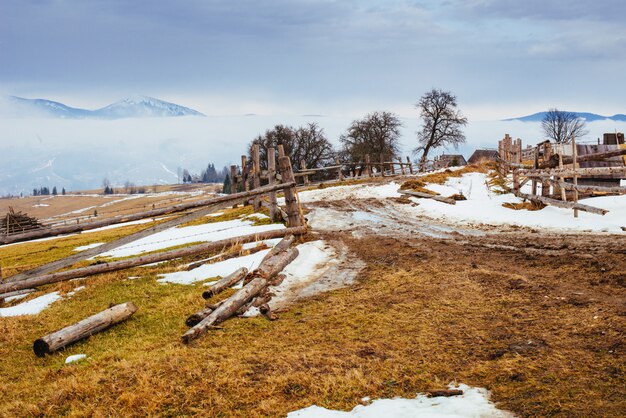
[33,339,51,358]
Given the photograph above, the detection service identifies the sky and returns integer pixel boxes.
[2,0,625,120]
[0,0,625,194]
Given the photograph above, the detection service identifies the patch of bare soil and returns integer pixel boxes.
[300,193,626,416]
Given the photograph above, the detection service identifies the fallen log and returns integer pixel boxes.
[0,226,307,294]
[1,181,295,245]
[0,288,35,300]
[398,189,456,205]
[427,389,464,398]
[181,247,299,343]
[33,302,138,357]
[201,267,248,299]
[185,300,226,327]
[516,192,608,215]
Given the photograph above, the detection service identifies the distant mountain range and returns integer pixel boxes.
[505,111,626,122]
[3,95,205,119]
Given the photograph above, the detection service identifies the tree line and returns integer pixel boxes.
[244,88,468,173]
[32,186,65,196]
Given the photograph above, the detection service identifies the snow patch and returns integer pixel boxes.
[158,249,272,285]
[0,292,62,317]
[287,384,514,418]
[74,242,104,252]
[96,219,284,258]
[65,354,87,364]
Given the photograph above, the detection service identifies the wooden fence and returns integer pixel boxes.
[497,134,626,217]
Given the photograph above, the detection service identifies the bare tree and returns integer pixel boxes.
[249,123,334,170]
[541,109,588,143]
[339,111,402,162]
[415,89,467,169]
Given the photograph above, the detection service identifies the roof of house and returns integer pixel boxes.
[468,150,499,164]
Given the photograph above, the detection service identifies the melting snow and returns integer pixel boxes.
[95,219,285,258]
[65,354,87,364]
[0,292,62,317]
[74,242,104,251]
[158,249,272,285]
[287,384,514,418]
[296,173,626,233]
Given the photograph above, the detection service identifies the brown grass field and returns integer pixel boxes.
[0,178,625,417]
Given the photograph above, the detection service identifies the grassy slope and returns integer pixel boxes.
[1,178,624,417]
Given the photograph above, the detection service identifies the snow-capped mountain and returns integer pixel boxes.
[6,96,92,119]
[92,96,205,118]
[505,111,626,122]
[2,95,205,119]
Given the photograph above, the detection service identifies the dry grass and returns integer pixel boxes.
[502,201,546,211]
[0,227,624,417]
[399,179,438,195]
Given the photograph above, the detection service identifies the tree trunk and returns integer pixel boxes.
[181,247,299,343]
[201,267,248,299]
[33,302,138,357]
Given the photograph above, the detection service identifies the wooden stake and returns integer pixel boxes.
[267,147,278,222]
[406,156,413,174]
[365,154,371,177]
[572,137,579,218]
[300,160,310,186]
[33,302,138,357]
[278,156,303,228]
[230,165,238,196]
[252,145,261,211]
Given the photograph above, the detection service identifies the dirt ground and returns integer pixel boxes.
[0,184,624,417]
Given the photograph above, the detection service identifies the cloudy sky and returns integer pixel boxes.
[2,0,625,120]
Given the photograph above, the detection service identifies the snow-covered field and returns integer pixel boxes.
[287,384,514,418]
[295,172,626,233]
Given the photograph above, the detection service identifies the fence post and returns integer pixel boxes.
[335,158,343,181]
[406,156,413,174]
[267,147,278,222]
[241,155,250,205]
[572,137,579,218]
[398,157,405,175]
[365,154,372,177]
[541,142,551,198]
[300,159,310,186]
[390,156,396,175]
[230,165,238,195]
[531,147,538,196]
[278,156,303,228]
[278,144,285,158]
[252,144,261,211]
[380,154,385,177]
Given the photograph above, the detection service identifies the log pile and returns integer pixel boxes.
[1,207,43,235]
[182,235,299,343]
